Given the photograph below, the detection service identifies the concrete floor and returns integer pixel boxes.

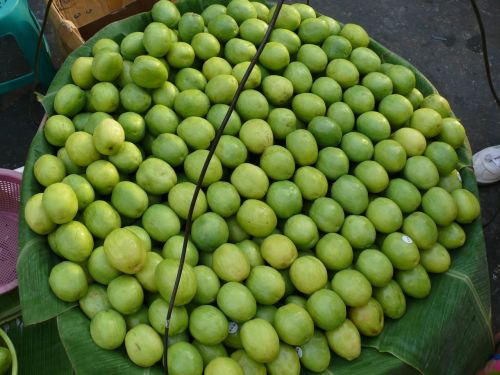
[1,0,499,333]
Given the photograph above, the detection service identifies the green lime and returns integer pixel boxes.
[168,181,207,220]
[92,118,125,156]
[341,131,374,163]
[311,77,342,106]
[136,157,177,195]
[373,280,406,319]
[452,188,481,224]
[422,187,458,226]
[298,18,329,44]
[201,3,227,25]
[438,117,466,149]
[142,204,180,242]
[340,215,376,249]
[33,154,66,187]
[92,51,123,82]
[178,12,205,42]
[283,61,313,93]
[265,180,302,219]
[365,197,402,233]
[270,28,302,55]
[362,71,393,101]
[120,32,146,61]
[420,243,451,273]
[167,342,203,375]
[83,200,121,239]
[339,23,369,48]
[225,38,257,65]
[378,94,413,129]
[274,303,314,346]
[54,84,86,116]
[49,261,88,302]
[214,135,248,168]
[125,324,164,367]
[350,47,381,74]
[131,55,168,89]
[354,160,389,193]
[266,343,301,375]
[90,310,126,350]
[322,35,352,60]
[117,112,145,143]
[349,297,384,337]
[386,65,415,96]
[327,101,355,134]
[175,67,206,91]
[206,74,238,104]
[300,330,331,373]
[108,141,143,174]
[403,156,440,190]
[267,108,297,139]
[262,75,294,106]
[289,255,328,295]
[173,89,210,118]
[242,320,280,364]
[410,108,443,138]
[227,0,257,24]
[343,85,375,115]
[391,127,427,157]
[167,42,195,69]
[316,233,353,271]
[87,246,121,285]
[231,163,269,199]
[111,181,148,219]
[260,145,295,180]
[331,269,372,307]
[236,89,270,120]
[232,62,262,89]
[152,81,178,107]
[92,38,119,56]
[152,133,188,167]
[283,214,319,250]
[421,93,452,118]
[189,305,228,345]
[330,175,368,214]
[372,139,406,174]
[207,104,242,135]
[208,14,239,42]
[395,265,431,299]
[106,275,143,315]
[212,243,250,282]
[71,56,96,89]
[42,183,78,224]
[191,32,220,60]
[239,119,274,154]
[325,319,361,361]
[293,166,328,200]
[424,141,458,176]
[24,193,57,235]
[355,249,393,287]
[268,4,301,31]
[297,44,328,73]
[260,234,298,270]
[402,211,438,250]
[177,116,215,149]
[356,111,391,142]
[246,266,285,305]
[326,59,359,89]
[184,150,223,187]
[381,232,420,270]
[384,178,421,213]
[152,0,180,27]
[217,282,256,322]
[307,116,342,147]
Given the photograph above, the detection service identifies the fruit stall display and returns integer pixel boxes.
[4,0,493,373]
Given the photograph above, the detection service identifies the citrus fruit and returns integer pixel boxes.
[49,261,88,302]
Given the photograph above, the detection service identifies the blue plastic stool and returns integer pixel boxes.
[0,0,55,94]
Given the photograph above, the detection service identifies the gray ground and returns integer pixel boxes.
[1,0,499,334]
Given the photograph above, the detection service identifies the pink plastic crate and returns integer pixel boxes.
[0,168,22,295]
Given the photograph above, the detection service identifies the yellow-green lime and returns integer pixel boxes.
[92,51,123,82]
[34,154,66,187]
[120,32,146,61]
[49,261,88,302]
[53,84,86,116]
[71,57,96,89]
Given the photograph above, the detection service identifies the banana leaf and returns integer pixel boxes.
[16,0,494,374]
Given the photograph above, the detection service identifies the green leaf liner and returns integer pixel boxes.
[16,1,493,374]
[1,317,72,374]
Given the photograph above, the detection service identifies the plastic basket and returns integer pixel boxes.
[0,169,22,295]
